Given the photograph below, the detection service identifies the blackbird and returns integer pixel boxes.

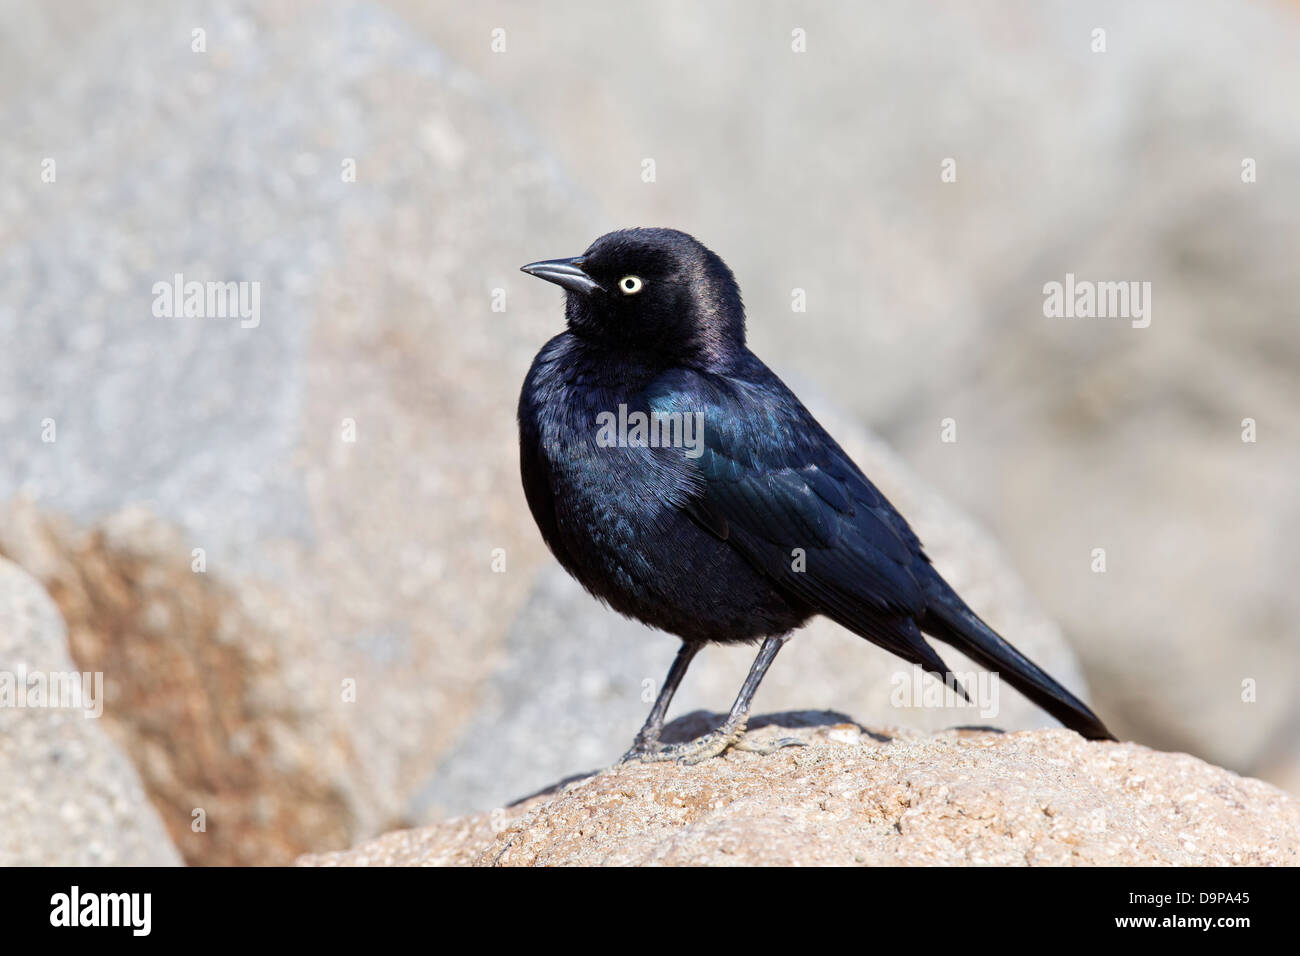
[518,227,1114,763]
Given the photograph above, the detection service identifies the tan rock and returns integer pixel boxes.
[303,717,1300,867]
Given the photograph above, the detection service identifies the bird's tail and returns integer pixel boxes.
[921,594,1116,742]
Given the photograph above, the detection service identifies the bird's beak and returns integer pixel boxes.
[520,256,603,295]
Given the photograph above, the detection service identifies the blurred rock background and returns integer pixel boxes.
[0,0,1296,864]
[0,557,180,866]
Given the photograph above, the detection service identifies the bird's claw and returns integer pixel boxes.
[623,724,756,765]
[733,735,807,755]
[664,729,740,765]
[617,737,664,765]
[619,729,804,766]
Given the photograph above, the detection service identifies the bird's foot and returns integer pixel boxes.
[617,734,664,765]
[634,725,743,765]
[733,735,807,756]
[623,721,805,765]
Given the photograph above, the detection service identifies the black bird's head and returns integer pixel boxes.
[521,228,746,368]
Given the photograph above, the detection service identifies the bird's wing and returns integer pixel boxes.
[645,363,953,678]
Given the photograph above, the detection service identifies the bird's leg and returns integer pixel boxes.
[619,640,701,762]
[639,632,800,765]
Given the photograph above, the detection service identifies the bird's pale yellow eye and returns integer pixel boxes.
[619,275,644,294]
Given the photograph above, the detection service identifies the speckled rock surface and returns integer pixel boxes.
[304,715,1300,867]
[0,558,181,866]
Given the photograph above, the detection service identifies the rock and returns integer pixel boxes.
[0,557,181,866]
[302,716,1300,867]
[410,394,1095,819]
[0,0,589,863]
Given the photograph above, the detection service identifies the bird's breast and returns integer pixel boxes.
[517,339,810,642]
